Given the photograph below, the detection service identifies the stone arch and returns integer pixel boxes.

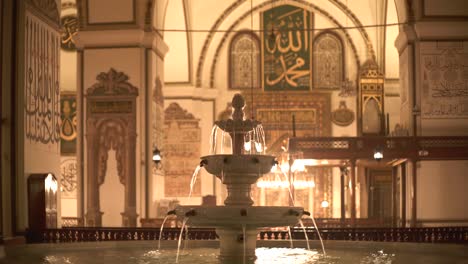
[206,0,364,89]
[197,0,374,88]
[313,30,344,90]
[228,30,261,90]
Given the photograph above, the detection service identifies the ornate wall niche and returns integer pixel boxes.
[313,31,344,90]
[228,31,261,90]
[85,68,138,227]
[164,103,201,197]
[359,60,385,135]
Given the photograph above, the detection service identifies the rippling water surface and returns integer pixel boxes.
[1,242,467,264]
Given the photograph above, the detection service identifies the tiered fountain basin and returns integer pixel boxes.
[174,205,304,227]
[199,154,278,206]
[174,153,306,263]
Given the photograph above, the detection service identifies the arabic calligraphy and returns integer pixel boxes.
[421,42,468,119]
[25,15,61,145]
[61,15,77,51]
[262,5,312,91]
[61,94,77,154]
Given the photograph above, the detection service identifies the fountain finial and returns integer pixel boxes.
[231,93,245,121]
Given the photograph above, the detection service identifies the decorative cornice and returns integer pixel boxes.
[26,0,60,25]
[61,2,77,11]
[164,103,197,120]
[87,68,138,96]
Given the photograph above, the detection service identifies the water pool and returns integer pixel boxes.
[1,240,467,264]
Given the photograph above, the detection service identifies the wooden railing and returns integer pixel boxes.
[302,218,392,228]
[25,226,468,244]
[288,136,468,160]
[61,217,84,227]
[261,226,468,243]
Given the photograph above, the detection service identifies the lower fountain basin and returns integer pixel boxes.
[174,205,304,228]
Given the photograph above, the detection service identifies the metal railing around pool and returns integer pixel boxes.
[25,226,467,244]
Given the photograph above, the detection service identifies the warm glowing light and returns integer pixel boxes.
[244,141,251,152]
[152,147,162,163]
[293,180,315,189]
[254,142,263,153]
[291,160,306,172]
[321,200,329,208]
[374,149,383,161]
[45,173,58,193]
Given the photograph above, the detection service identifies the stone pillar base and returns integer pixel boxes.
[216,227,258,263]
[121,210,139,227]
[85,210,103,227]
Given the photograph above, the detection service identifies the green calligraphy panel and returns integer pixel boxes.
[60,93,77,154]
[262,5,312,91]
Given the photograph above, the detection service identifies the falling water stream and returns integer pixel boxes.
[209,125,218,154]
[188,165,202,197]
[309,216,326,255]
[298,219,311,250]
[287,226,294,248]
[183,225,189,253]
[158,215,171,250]
[176,217,189,263]
[279,170,295,206]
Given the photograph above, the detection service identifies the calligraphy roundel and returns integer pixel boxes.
[332,101,355,126]
[61,15,78,51]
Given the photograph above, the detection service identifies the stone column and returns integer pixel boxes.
[350,159,356,227]
[122,127,138,227]
[76,0,169,227]
[340,166,346,224]
[85,120,102,226]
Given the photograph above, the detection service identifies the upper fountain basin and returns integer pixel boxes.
[214,119,261,134]
[201,154,276,179]
[175,205,304,228]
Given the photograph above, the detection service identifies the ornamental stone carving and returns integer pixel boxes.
[87,68,138,96]
[27,0,60,24]
[85,69,138,227]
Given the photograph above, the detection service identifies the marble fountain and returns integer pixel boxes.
[172,93,308,263]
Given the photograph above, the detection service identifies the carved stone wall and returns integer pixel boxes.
[244,91,331,152]
[421,41,468,118]
[163,103,201,197]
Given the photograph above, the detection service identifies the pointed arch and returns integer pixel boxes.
[228,31,261,90]
[313,31,344,90]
